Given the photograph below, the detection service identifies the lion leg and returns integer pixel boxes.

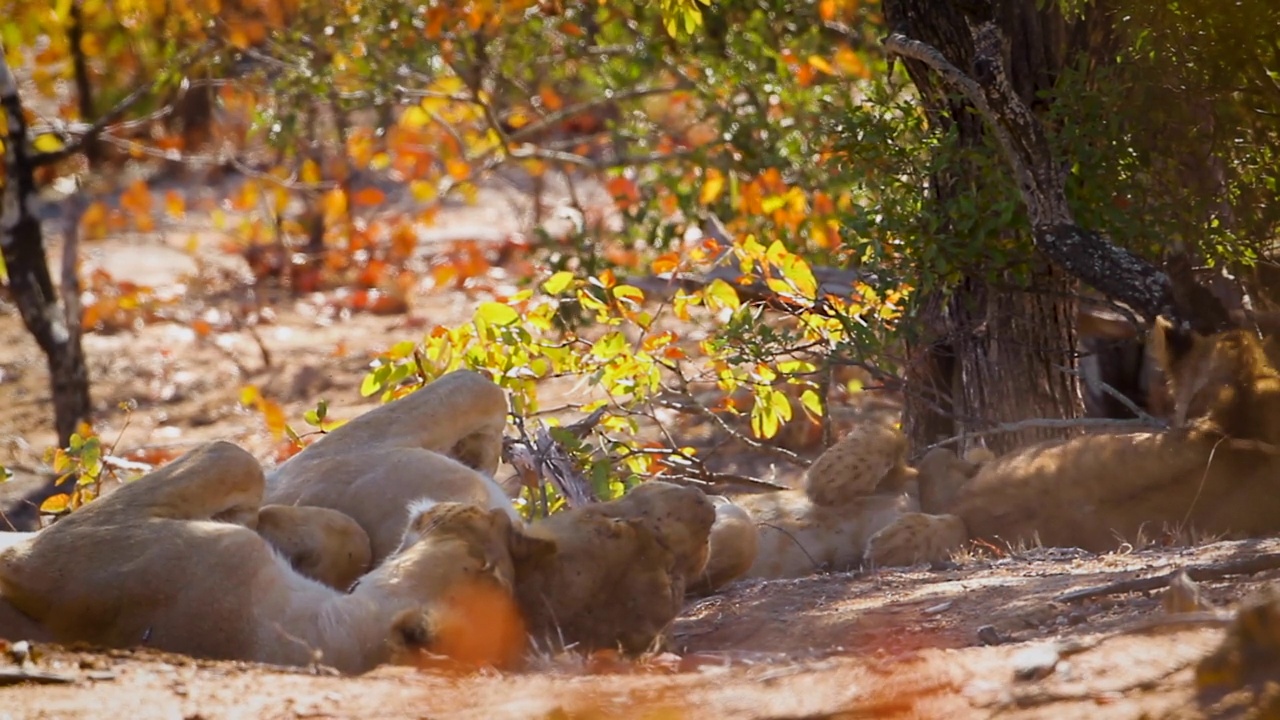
[279,370,509,476]
[87,441,265,527]
[864,512,967,568]
[803,421,908,506]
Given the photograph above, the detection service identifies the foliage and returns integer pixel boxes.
[7,0,1280,515]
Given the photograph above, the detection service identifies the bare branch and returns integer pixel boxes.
[924,416,1165,454]
[31,43,215,168]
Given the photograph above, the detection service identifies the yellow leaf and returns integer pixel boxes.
[800,388,823,418]
[409,180,437,203]
[703,278,741,313]
[239,386,261,407]
[33,133,64,153]
[612,284,645,305]
[300,159,322,184]
[474,301,519,326]
[401,105,430,130]
[40,493,71,514]
[808,55,836,75]
[542,271,575,295]
[699,170,726,206]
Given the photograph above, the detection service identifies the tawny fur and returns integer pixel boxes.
[699,422,926,584]
[803,418,914,505]
[688,497,759,596]
[871,318,1280,564]
[1,504,374,593]
[256,504,373,591]
[264,370,519,563]
[0,442,550,674]
[735,488,919,579]
[514,481,715,654]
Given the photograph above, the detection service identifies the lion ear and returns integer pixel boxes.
[507,525,557,564]
[1150,315,1201,375]
[388,607,434,656]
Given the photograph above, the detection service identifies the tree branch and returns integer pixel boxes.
[881,26,1198,327]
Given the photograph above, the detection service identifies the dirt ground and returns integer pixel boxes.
[3,175,1280,718]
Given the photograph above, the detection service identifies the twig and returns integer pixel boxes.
[31,42,216,167]
[1054,362,1164,425]
[1056,552,1280,603]
[924,416,1163,454]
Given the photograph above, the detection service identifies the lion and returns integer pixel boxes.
[0,503,372,593]
[264,370,518,564]
[513,481,716,654]
[0,441,554,674]
[687,421,929,585]
[803,418,915,505]
[866,317,1280,567]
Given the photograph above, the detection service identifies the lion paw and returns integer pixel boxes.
[864,512,966,568]
[804,421,908,506]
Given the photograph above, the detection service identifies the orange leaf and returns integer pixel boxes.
[164,190,185,219]
[605,176,640,207]
[651,252,680,275]
[446,159,471,181]
[538,84,563,111]
[352,186,387,206]
[260,397,287,439]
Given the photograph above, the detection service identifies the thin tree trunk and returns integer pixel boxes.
[68,0,99,169]
[0,53,92,448]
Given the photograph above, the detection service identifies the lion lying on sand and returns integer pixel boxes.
[265,370,518,564]
[0,503,372,592]
[696,316,1280,584]
[514,481,716,653]
[255,369,723,654]
[868,317,1280,566]
[0,441,553,673]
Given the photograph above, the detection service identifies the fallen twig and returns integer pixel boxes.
[1056,553,1280,603]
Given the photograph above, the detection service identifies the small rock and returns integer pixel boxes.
[1067,610,1087,625]
[977,625,1004,646]
[924,601,953,615]
[1012,643,1061,681]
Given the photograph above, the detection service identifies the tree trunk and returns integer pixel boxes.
[0,52,92,448]
[886,0,1085,455]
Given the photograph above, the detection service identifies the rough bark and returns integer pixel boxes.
[883,2,1229,334]
[0,52,92,447]
[885,0,1086,454]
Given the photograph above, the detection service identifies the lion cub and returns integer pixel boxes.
[696,416,943,586]
[515,481,716,654]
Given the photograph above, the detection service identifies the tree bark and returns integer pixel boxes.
[0,52,92,448]
[886,0,1085,455]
